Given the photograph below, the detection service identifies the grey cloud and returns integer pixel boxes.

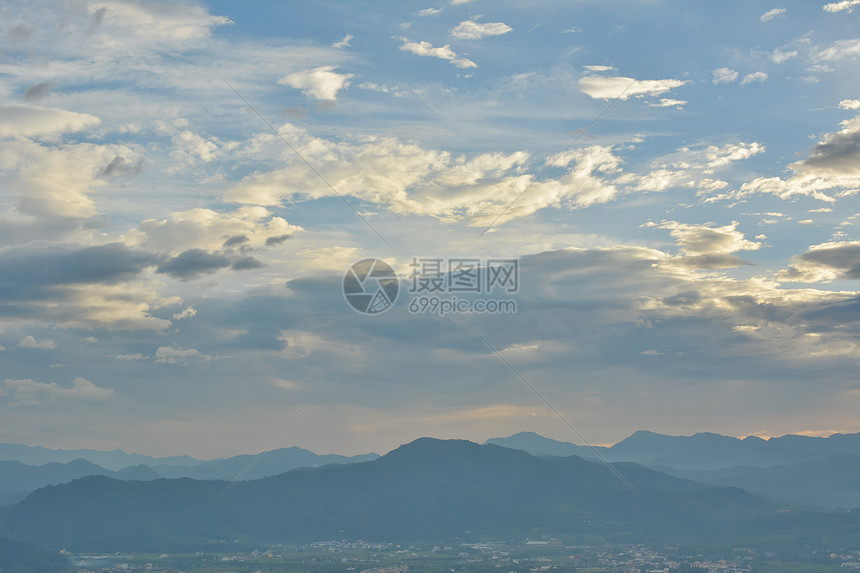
[88,7,107,34]
[156,249,231,280]
[23,81,55,101]
[795,242,860,278]
[231,256,265,271]
[0,243,157,302]
[6,24,31,43]
[265,234,292,246]
[222,234,249,248]
[795,119,860,176]
[100,156,145,176]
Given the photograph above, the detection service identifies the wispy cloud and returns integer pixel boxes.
[760,8,786,21]
[399,38,477,68]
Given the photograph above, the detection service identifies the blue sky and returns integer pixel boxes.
[1,0,860,458]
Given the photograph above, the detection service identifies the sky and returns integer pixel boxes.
[1,0,860,459]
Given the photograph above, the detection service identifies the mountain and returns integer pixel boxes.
[0,442,200,471]
[484,431,603,458]
[152,446,379,480]
[0,459,163,508]
[488,430,860,471]
[0,438,779,553]
[661,454,860,509]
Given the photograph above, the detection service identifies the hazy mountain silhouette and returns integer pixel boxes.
[152,446,378,480]
[1,438,779,552]
[487,430,860,470]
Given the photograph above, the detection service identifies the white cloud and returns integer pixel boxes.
[741,71,768,85]
[712,67,739,84]
[278,66,354,101]
[155,345,211,365]
[760,8,786,21]
[17,335,56,349]
[654,220,762,256]
[840,99,860,110]
[649,98,687,108]
[0,104,99,139]
[172,306,197,320]
[583,65,615,72]
[331,33,353,48]
[815,39,860,61]
[417,7,442,16]
[823,0,860,12]
[771,49,798,63]
[4,377,117,406]
[124,206,302,255]
[399,38,477,68]
[449,20,513,40]
[578,75,686,100]
[84,0,231,51]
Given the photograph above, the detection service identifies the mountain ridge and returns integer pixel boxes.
[0,437,782,553]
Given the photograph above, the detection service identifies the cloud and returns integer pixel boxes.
[331,33,352,48]
[4,377,117,406]
[739,114,860,200]
[760,8,786,21]
[578,75,686,100]
[770,48,798,63]
[125,206,302,255]
[0,243,174,330]
[712,67,739,84]
[23,81,55,101]
[649,98,687,108]
[224,123,631,225]
[82,0,231,51]
[17,335,57,349]
[823,0,860,12]
[115,353,147,360]
[172,306,197,320]
[278,66,354,101]
[840,99,860,110]
[399,38,477,68]
[156,249,232,280]
[653,221,762,256]
[417,7,442,16]
[793,115,860,176]
[741,71,768,85]
[779,241,860,282]
[815,39,860,61]
[449,20,513,39]
[583,65,615,72]
[0,104,99,138]
[155,345,211,365]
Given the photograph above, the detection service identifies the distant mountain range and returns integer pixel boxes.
[486,430,860,469]
[0,445,379,509]
[486,430,860,509]
[1,438,783,553]
[3,429,860,516]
